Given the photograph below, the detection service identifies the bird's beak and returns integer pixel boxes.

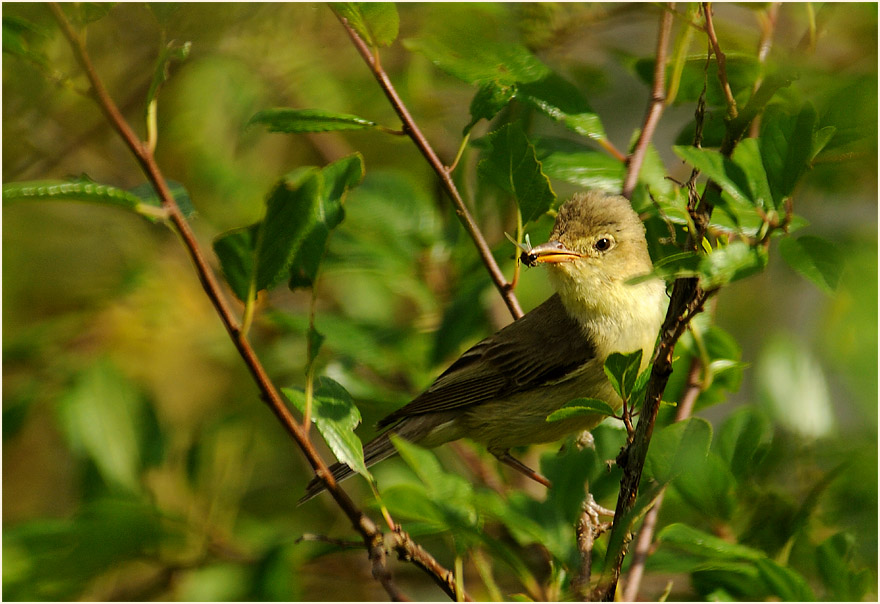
[521,241,583,267]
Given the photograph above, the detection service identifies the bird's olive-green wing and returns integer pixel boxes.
[377,294,596,428]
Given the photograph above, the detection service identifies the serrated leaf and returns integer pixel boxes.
[760,103,818,205]
[698,241,768,289]
[604,350,643,401]
[4,179,143,212]
[478,123,555,223]
[779,235,844,294]
[284,377,371,480]
[645,417,712,485]
[516,72,607,142]
[249,108,378,133]
[673,145,753,207]
[333,3,399,47]
[212,223,259,302]
[546,398,617,422]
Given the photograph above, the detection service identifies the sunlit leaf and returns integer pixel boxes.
[516,72,607,142]
[546,397,616,422]
[333,3,399,47]
[604,350,643,401]
[698,241,768,289]
[284,377,371,480]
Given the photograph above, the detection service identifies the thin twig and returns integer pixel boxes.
[749,3,781,138]
[48,5,466,601]
[702,3,738,119]
[390,527,474,602]
[622,3,675,200]
[335,13,523,320]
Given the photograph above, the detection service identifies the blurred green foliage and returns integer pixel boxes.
[3,2,877,601]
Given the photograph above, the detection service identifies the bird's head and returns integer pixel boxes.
[522,191,655,307]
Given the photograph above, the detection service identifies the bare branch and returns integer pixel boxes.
[335,13,524,320]
[622,3,675,200]
[702,3,738,119]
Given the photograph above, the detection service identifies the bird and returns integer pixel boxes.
[301,190,667,502]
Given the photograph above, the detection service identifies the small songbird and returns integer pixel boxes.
[302,190,666,501]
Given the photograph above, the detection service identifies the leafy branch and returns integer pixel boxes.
[44,3,463,601]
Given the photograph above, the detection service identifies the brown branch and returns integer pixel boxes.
[335,13,523,320]
[702,3,738,119]
[48,4,455,601]
[621,355,702,601]
[622,3,675,200]
[391,527,473,602]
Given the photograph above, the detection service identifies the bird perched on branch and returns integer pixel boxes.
[302,190,666,502]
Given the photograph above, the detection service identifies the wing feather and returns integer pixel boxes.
[377,294,595,428]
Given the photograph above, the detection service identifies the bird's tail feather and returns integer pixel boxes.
[299,429,399,503]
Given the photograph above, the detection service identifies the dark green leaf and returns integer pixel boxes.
[56,360,147,493]
[672,452,736,521]
[603,350,643,401]
[717,407,770,482]
[3,15,50,68]
[212,224,259,302]
[816,533,873,601]
[306,325,325,367]
[645,417,712,485]
[754,558,815,601]
[699,241,768,289]
[74,3,116,25]
[333,3,399,47]
[516,72,607,142]
[546,398,616,422]
[478,123,556,223]
[630,251,701,284]
[760,103,818,205]
[465,81,517,134]
[779,235,844,294]
[635,54,760,108]
[288,153,364,289]
[284,377,371,480]
[730,138,774,210]
[248,108,378,133]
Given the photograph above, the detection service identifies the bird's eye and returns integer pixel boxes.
[594,237,613,252]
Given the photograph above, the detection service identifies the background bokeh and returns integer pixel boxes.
[3,3,877,601]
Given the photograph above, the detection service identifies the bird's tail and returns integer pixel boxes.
[299,429,399,503]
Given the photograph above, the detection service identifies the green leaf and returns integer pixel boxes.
[645,417,712,485]
[333,3,399,47]
[753,558,815,601]
[56,360,146,493]
[546,398,617,422]
[5,179,145,212]
[3,497,169,601]
[248,108,378,133]
[478,123,556,224]
[779,235,844,294]
[657,523,764,561]
[534,138,624,192]
[128,180,195,217]
[73,2,116,25]
[3,15,50,68]
[145,39,191,109]
[212,224,259,302]
[603,350,643,401]
[404,26,549,86]
[673,145,753,207]
[730,138,774,210]
[816,533,873,601]
[516,72,607,142]
[465,81,517,134]
[698,241,768,289]
[288,153,365,289]
[635,54,760,108]
[284,377,371,480]
[759,103,818,205]
[672,452,736,521]
[717,407,770,482]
